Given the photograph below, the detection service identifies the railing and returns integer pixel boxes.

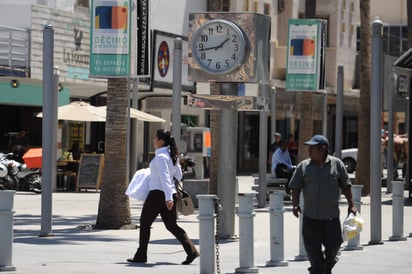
[0,25,30,77]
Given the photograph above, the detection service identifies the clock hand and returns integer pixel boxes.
[199,45,219,51]
[214,38,229,50]
[198,38,229,51]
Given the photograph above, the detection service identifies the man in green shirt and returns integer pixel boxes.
[288,134,357,274]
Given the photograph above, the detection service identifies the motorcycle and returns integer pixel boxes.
[0,153,42,193]
[180,154,196,179]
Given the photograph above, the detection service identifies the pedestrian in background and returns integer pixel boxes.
[287,134,298,165]
[288,134,356,274]
[271,140,294,180]
[127,129,199,265]
[268,132,282,170]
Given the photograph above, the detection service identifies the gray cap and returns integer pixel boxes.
[304,134,329,148]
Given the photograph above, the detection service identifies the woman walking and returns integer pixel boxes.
[127,129,199,265]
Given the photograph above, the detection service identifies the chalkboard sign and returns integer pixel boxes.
[76,154,104,192]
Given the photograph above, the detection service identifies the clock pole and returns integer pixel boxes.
[217,82,239,239]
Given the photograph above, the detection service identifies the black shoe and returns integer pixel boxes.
[127,256,147,263]
[181,252,199,265]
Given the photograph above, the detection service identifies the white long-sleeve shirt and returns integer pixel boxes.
[149,146,182,201]
[271,147,293,173]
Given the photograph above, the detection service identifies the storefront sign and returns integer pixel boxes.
[152,30,194,92]
[90,0,131,77]
[286,19,326,91]
[137,0,150,76]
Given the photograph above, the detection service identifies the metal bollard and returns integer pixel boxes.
[235,193,258,273]
[266,191,288,267]
[294,193,307,261]
[197,195,217,274]
[389,181,407,241]
[0,190,16,272]
[344,184,364,250]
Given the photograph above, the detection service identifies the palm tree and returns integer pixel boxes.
[209,83,220,194]
[408,0,412,46]
[206,0,225,194]
[95,78,132,229]
[355,0,371,195]
[297,0,317,162]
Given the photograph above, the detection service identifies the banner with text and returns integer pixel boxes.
[286,19,326,91]
[90,0,131,77]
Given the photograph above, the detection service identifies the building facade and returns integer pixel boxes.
[0,0,409,172]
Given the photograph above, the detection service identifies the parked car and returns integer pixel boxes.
[340,147,401,174]
[341,148,358,173]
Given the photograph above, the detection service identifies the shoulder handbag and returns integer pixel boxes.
[174,177,195,216]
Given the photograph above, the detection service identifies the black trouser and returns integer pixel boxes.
[302,216,343,274]
[136,190,197,258]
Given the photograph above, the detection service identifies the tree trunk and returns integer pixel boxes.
[95,78,132,229]
[408,0,412,48]
[207,0,224,195]
[356,0,371,195]
[209,83,220,194]
[297,0,317,162]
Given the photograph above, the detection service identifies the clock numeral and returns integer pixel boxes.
[234,44,239,52]
[225,60,230,67]
[216,25,223,33]
[215,61,221,70]
[200,35,208,42]
[198,43,204,51]
[207,59,212,66]
[201,52,206,60]
[232,35,238,43]
[208,27,213,35]
[231,53,236,60]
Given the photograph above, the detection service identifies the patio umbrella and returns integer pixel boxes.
[94,106,165,123]
[36,101,105,122]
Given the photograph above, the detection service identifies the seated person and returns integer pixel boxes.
[271,140,295,181]
[9,130,30,161]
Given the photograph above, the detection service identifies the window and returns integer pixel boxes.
[253,0,258,12]
[263,3,271,15]
[244,0,250,11]
[350,1,355,13]
[357,25,407,57]
[76,0,89,8]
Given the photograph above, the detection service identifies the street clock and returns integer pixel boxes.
[189,13,271,83]
[191,19,249,75]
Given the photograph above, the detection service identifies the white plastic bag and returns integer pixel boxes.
[342,212,364,241]
[125,168,150,201]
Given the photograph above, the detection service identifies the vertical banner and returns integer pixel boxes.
[286,19,326,91]
[90,0,131,77]
[137,0,150,76]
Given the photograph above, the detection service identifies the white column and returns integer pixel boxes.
[266,190,288,267]
[235,193,258,273]
[0,190,16,271]
[197,195,217,274]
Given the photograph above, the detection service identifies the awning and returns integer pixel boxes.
[0,76,70,106]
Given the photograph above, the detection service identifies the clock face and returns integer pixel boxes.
[192,19,248,74]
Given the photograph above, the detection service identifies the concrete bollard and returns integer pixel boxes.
[0,190,16,272]
[344,184,364,250]
[197,194,217,274]
[389,181,407,241]
[266,190,288,267]
[235,193,258,273]
[294,193,307,261]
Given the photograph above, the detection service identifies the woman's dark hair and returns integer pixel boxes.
[156,129,179,165]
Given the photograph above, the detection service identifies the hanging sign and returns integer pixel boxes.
[89,0,131,77]
[286,19,326,91]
